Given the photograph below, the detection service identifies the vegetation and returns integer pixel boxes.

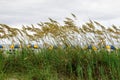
[0,14,120,80]
[0,14,120,47]
[0,48,120,80]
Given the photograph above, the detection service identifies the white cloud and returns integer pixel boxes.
[0,0,120,27]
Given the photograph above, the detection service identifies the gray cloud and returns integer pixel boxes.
[0,0,120,27]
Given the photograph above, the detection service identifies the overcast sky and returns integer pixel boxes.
[0,0,120,28]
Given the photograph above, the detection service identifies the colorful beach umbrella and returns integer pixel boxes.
[110,45,116,50]
[34,44,39,49]
[0,45,3,48]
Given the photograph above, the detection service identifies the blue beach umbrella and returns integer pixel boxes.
[88,45,92,49]
[31,44,34,48]
[0,45,3,48]
[14,44,21,48]
[110,45,116,50]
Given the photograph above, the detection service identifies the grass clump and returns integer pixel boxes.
[0,48,120,80]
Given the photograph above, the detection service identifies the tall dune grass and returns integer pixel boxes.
[0,14,120,47]
[0,14,120,79]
